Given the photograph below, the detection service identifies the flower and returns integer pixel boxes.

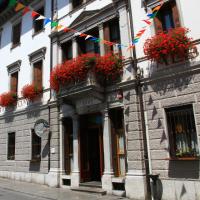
[50,53,124,92]
[95,53,123,80]
[0,91,17,107]
[144,27,195,64]
[21,84,43,101]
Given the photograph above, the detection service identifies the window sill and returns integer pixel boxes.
[32,28,45,38]
[165,157,200,161]
[11,42,21,50]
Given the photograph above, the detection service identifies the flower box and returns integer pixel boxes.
[21,84,43,101]
[0,91,17,107]
[144,27,197,65]
[50,53,123,92]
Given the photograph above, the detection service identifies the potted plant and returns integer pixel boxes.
[144,27,196,65]
[0,91,17,107]
[21,84,43,101]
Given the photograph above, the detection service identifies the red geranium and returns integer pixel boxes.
[50,53,98,92]
[0,91,17,107]
[95,53,123,80]
[144,27,195,64]
[21,84,43,101]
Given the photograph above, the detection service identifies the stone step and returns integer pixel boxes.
[79,182,102,188]
[71,186,107,195]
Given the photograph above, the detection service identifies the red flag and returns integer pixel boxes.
[63,27,71,32]
[31,11,39,18]
[143,19,151,25]
[22,7,30,16]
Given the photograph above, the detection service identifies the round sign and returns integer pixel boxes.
[34,119,49,137]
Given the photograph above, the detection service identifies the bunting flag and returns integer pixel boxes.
[8,0,16,7]
[36,15,45,20]
[9,0,164,51]
[51,21,59,28]
[15,2,25,11]
[31,11,39,18]
[130,0,164,48]
[44,18,52,25]
[22,7,30,16]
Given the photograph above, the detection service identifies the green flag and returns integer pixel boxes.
[51,21,58,28]
[8,0,16,7]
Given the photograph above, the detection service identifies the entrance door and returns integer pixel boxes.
[80,114,104,182]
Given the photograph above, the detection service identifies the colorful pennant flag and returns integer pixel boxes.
[22,7,30,16]
[63,27,71,32]
[142,19,152,25]
[8,0,16,7]
[51,21,58,28]
[15,2,25,11]
[31,11,39,18]
[44,18,51,25]
[36,15,45,20]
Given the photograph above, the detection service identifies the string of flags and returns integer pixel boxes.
[8,0,164,51]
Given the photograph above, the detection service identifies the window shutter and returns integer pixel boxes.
[154,14,163,33]
[33,61,42,89]
[10,72,18,93]
[103,23,112,53]
[171,1,180,27]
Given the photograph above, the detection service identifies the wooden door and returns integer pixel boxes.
[63,118,73,175]
[80,114,104,182]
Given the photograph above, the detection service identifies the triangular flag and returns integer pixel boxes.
[36,15,45,20]
[63,27,71,32]
[51,21,58,27]
[22,7,30,16]
[152,5,161,13]
[55,25,63,30]
[44,18,51,25]
[31,11,39,18]
[85,35,92,40]
[15,2,25,11]
[143,19,152,25]
[9,0,16,7]
[147,13,156,19]
[79,33,87,37]
[74,32,82,37]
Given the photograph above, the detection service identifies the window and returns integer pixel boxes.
[77,28,100,54]
[32,129,41,160]
[72,0,83,9]
[33,61,43,89]
[104,19,121,53]
[154,0,180,32]
[109,108,126,177]
[12,21,21,47]
[62,41,73,62]
[33,7,44,33]
[7,132,15,160]
[166,105,199,158]
[10,72,18,94]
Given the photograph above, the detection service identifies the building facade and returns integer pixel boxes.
[0,0,200,200]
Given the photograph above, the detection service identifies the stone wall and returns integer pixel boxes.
[143,65,200,200]
[0,104,52,185]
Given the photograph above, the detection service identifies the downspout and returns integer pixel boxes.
[47,0,55,172]
[127,0,152,199]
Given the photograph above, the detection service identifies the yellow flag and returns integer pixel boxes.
[152,5,161,13]
[55,25,63,31]
[15,2,25,12]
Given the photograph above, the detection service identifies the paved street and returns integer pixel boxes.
[0,178,129,200]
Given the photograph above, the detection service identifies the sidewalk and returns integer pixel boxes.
[0,178,129,200]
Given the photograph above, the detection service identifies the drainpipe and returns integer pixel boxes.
[127,0,152,198]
